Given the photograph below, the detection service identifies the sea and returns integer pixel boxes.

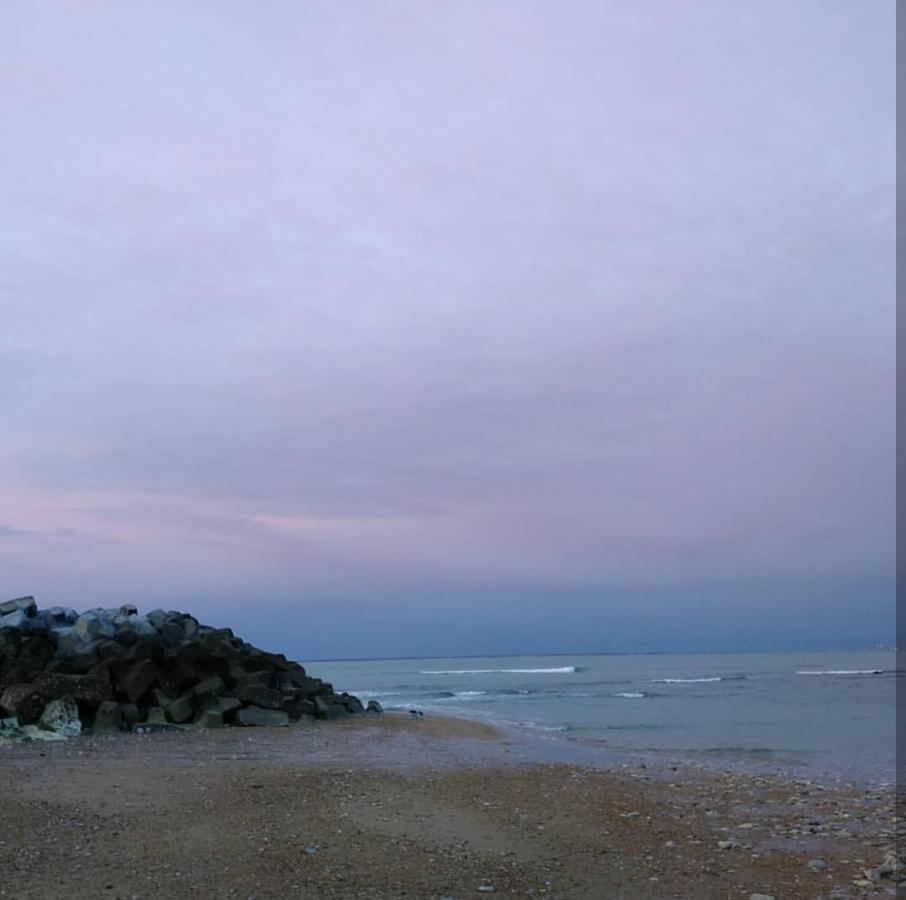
[309,649,897,785]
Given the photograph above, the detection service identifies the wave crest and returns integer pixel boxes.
[420,666,577,675]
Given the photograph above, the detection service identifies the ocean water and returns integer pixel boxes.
[308,650,896,784]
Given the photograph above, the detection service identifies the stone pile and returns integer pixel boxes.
[0,596,376,739]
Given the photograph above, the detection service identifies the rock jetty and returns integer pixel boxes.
[0,596,374,739]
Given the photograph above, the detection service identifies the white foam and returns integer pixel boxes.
[795,669,883,676]
[652,677,721,684]
[614,692,645,698]
[420,666,577,675]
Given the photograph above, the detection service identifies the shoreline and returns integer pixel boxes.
[1,712,899,898]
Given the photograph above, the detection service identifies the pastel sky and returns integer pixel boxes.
[0,1,895,659]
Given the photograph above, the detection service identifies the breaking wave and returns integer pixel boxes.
[420,666,578,675]
[796,669,883,676]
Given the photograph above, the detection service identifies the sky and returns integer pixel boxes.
[0,1,895,659]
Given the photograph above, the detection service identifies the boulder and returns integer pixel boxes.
[112,658,160,703]
[73,613,107,641]
[313,696,350,720]
[145,707,168,726]
[236,684,283,710]
[283,698,317,720]
[236,706,289,727]
[366,700,384,714]
[0,596,36,617]
[1,683,46,723]
[120,703,141,729]
[191,675,225,697]
[0,610,27,630]
[39,696,82,736]
[92,700,123,732]
[196,709,223,728]
[165,697,195,725]
[165,695,195,724]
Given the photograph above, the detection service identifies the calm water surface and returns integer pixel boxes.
[308,650,896,784]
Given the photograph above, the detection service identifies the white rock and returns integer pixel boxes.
[39,696,82,737]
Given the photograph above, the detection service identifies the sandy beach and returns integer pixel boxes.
[0,713,898,899]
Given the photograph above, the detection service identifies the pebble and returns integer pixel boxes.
[808,858,828,871]
[477,887,495,894]
[749,894,775,900]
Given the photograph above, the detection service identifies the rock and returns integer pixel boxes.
[236,683,283,710]
[283,698,316,720]
[204,696,241,718]
[477,887,496,893]
[196,709,223,728]
[165,695,195,724]
[0,610,27,629]
[313,696,351,720]
[233,670,270,689]
[749,894,775,900]
[38,696,82,736]
[73,613,107,641]
[808,858,828,871]
[92,700,123,732]
[0,598,364,737]
[236,706,289,727]
[146,609,169,629]
[145,707,168,726]
[120,703,141,729]
[366,700,384,713]
[0,596,36,617]
[0,683,46,723]
[113,658,160,703]
[717,840,740,851]
[191,675,225,697]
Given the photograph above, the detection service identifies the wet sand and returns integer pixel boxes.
[0,713,898,899]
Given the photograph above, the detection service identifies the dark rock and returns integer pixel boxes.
[145,707,168,726]
[157,664,198,696]
[120,703,141,729]
[236,683,283,710]
[1,683,45,723]
[283,698,317,720]
[159,621,184,646]
[313,696,350,720]
[191,675,225,697]
[0,598,364,738]
[366,700,383,713]
[92,700,123,732]
[339,693,365,714]
[112,658,160,703]
[164,695,194,723]
[196,709,223,728]
[236,706,289,727]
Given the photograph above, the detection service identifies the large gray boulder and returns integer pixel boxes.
[0,596,36,617]
[0,610,27,629]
